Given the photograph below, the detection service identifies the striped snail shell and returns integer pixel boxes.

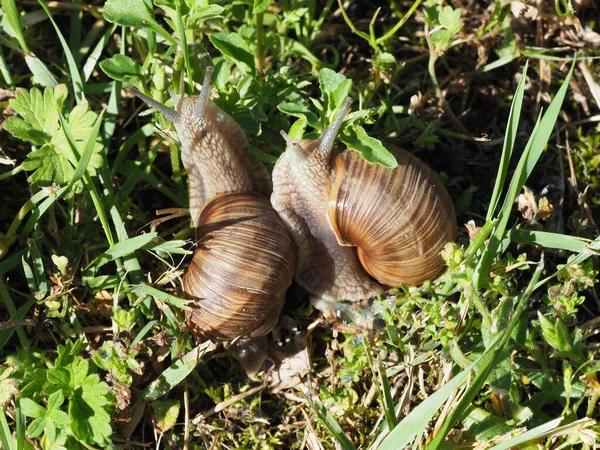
[272,98,456,305]
[183,192,296,340]
[328,146,457,287]
[128,69,294,342]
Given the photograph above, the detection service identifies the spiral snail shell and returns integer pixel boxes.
[183,192,295,340]
[271,98,457,309]
[128,69,295,341]
[328,146,457,287]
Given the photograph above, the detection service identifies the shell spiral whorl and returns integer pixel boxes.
[183,192,296,340]
[328,148,457,287]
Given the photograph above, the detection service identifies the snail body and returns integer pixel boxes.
[127,68,271,225]
[271,99,456,310]
[129,69,294,342]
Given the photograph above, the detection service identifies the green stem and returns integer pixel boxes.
[0,278,30,350]
[336,0,374,48]
[0,165,23,181]
[256,12,265,77]
[376,0,422,45]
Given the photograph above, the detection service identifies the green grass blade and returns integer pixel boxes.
[377,337,500,450]
[0,0,29,52]
[426,259,545,449]
[37,0,85,103]
[0,279,30,349]
[0,298,35,352]
[363,340,397,430]
[142,341,217,401]
[15,403,24,450]
[0,45,14,87]
[486,60,528,221]
[0,408,16,450]
[132,284,190,310]
[509,228,588,253]
[24,54,57,87]
[487,417,563,450]
[475,58,576,289]
[301,389,357,450]
[129,320,158,348]
[87,233,158,271]
[83,24,118,82]
[175,1,193,95]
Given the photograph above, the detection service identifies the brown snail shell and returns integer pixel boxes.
[183,192,296,340]
[327,148,457,287]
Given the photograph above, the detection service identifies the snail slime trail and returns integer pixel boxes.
[128,69,296,374]
[271,98,457,321]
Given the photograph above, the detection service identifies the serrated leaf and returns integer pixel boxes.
[439,6,462,34]
[99,55,145,89]
[69,375,111,446]
[209,31,255,70]
[340,125,398,168]
[423,4,441,26]
[5,87,103,193]
[21,145,74,188]
[278,102,319,128]
[20,398,46,419]
[69,392,111,447]
[319,68,352,113]
[5,87,63,144]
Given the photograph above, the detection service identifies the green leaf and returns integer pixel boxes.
[20,398,46,419]
[46,368,71,393]
[319,68,352,113]
[189,5,225,22]
[69,375,112,446]
[340,125,398,168]
[253,0,272,14]
[132,283,191,310]
[1,0,29,52]
[151,400,180,432]
[209,31,254,70]
[87,232,158,271]
[430,29,453,49]
[103,0,174,44]
[99,55,145,90]
[46,390,64,412]
[288,118,308,141]
[438,6,462,34]
[4,87,103,193]
[142,341,216,401]
[4,86,66,145]
[278,102,319,128]
[423,4,440,26]
[26,417,47,439]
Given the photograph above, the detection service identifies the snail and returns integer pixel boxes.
[271,98,457,315]
[127,68,295,343]
[127,67,271,227]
